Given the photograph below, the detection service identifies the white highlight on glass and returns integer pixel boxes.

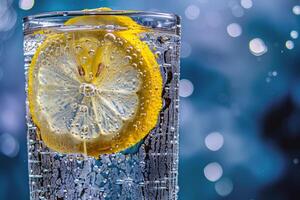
[185,5,200,20]
[241,0,253,9]
[204,162,223,182]
[286,40,294,50]
[290,30,299,39]
[0,133,19,158]
[19,0,35,10]
[249,38,268,56]
[215,178,234,196]
[293,5,300,15]
[179,79,194,98]
[205,132,224,151]
[180,42,192,58]
[227,23,242,37]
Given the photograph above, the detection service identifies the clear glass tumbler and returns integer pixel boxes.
[24,9,180,200]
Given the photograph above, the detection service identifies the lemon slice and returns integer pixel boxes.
[28,10,163,157]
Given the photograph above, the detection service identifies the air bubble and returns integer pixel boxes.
[88,49,95,56]
[155,51,162,57]
[75,45,82,53]
[104,33,116,41]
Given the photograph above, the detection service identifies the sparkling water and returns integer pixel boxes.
[24,11,180,200]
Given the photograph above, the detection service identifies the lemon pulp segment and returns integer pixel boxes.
[28,10,163,157]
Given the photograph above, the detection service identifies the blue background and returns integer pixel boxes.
[1,0,300,199]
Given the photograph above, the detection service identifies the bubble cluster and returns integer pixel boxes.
[266,71,278,83]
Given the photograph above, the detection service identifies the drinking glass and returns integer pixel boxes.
[24,10,181,200]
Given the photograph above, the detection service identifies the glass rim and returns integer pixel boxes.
[23,10,180,22]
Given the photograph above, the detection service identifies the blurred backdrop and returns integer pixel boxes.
[1,0,300,199]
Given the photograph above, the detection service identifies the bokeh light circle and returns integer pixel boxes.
[0,133,19,158]
[204,162,223,182]
[19,0,35,10]
[185,5,200,20]
[205,132,224,151]
[227,23,242,37]
[215,178,234,196]
[286,40,294,50]
[231,5,244,17]
[179,79,194,98]
[241,0,253,9]
[249,38,268,56]
[180,42,192,58]
[290,30,298,39]
[293,5,300,15]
